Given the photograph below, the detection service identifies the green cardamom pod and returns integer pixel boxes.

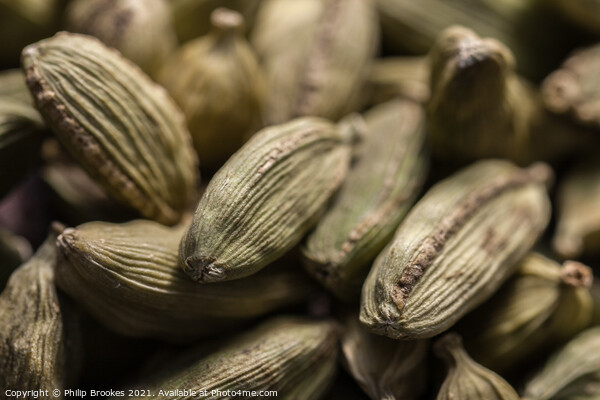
[158,8,266,170]
[170,0,262,44]
[553,156,600,259]
[460,253,594,374]
[435,333,520,400]
[56,220,314,341]
[65,0,177,77]
[0,230,81,396]
[303,99,428,301]
[22,32,199,226]
[342,315,428,400]
[366,56,430,106]
[0,226,31,291]
[180,116,355,283]
[524,327,600,400]
[360,160,552,339]
[251,0,379,124]
[376,0,575,80]
[120,316,339,400]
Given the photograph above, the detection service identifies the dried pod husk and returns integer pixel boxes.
[459,253,594,374]
[303,99,428,301]
[553,157,600,259]
[360,160,552,339]
[170,0,262,43]
[0,97,47,199]
[376,0,577,81]
[435,333,520,400]
[0,0,63,68]
[251,0,379,124]
[524,327,600,400]
[120,316,339,400]
[65,0,177,77]
[158,8,266,170]
[0,231,81,396]
[342,315,428,400]
[55,220,315,342]
[550,0,600,36]
[542,44,600,130]
[180,116,354,283]
[0,226,32,291]
[22,32,198,226]
[365,56,430,106]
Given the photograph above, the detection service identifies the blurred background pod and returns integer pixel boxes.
[169,0,262,44]
[65,0,177,77]
[0,226,32,292]
[459,253,594,375]
[158,8,266,172]
[553,156,600,259]
[251,0,379,124]
[341,315,429,400]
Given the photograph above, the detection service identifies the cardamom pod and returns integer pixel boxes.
[56,220,314,341]
[158,8,266,170]
[0,230,81,396]
[553,156,600,258]
[360,160,552,339]
[0,226,31,291]
[342,315,428,400]
[22,32,198,226]
[435,333,520,400]
[366,56,430,106]
[303,99,427,301]
[170,0,262,43]
[65,0,177,77]
[180,116,355,283]
[377,0,576,80]
[459,253,594,374]
[120,316,339,400]
[251,0,379,124]
[592,281,600,327]
[524,327,600,400]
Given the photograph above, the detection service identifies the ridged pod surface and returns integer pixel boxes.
[460,253,594,374]
[55,220,314,342]
[303,99,428,301]
[22,32,198,226]
[180,117,354,283]
[435,334,520,400]
[0,232,80,397]
[360,160,552,339]
[524,327,600,400]
[342,315,428,400]
[121,317,339,400]
[251,0,379,124]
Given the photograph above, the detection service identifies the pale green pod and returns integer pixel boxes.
[120,316,339,400]
[180,117,354,283]
[22,32,198,226]
[435,333,520,400]
[0,231,81,397]
[376,0,575,80]
[553,157,600,259]
[342,315,428,400]
[366,56,430,106]
[524,327,600,400]
[158,8,266,170]
[360,160,552,339]
[303,99,428,301]
[251,0,379,124]
[65,0,177,76]
[170,0,262,43]
[460,253,594,374]
[56,220,314,341]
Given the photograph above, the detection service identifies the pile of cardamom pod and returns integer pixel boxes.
[2,0,600,399]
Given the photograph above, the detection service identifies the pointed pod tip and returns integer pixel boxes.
[184,256,227,283]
